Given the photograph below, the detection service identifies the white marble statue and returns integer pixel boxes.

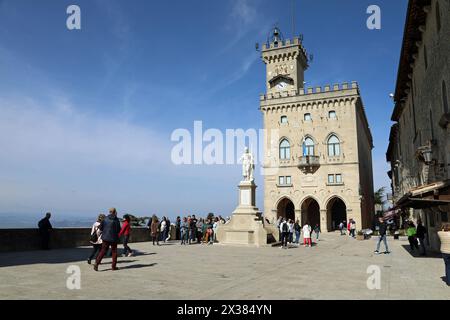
[240,147,255,182]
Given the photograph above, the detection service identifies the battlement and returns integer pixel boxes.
[260,81,359,101]
[262,37,303,51]
[261,36,308,62]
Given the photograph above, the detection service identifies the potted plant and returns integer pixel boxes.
[394,230,400,240]
[438,223,450,254]
[356,230,364,240]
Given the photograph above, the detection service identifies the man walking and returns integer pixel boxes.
[38,212,53,250]
[339,221,344,235]
[279,218,289,249]
[416,220,427,256]
[374,217,390,255]
[94,208,121,271]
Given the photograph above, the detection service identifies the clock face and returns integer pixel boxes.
[276,82,288,90]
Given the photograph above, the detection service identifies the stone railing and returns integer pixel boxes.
[298,155,320,167]
[0,227,160,252]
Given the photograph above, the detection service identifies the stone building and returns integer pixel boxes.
[386,0,450,251]
[259,28,375,231]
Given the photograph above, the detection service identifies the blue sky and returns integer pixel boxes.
[0,0,407,221]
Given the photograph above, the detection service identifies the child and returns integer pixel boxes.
[119,214,133,257]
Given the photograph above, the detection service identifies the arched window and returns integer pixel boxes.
[279,139,291,160]
[436,2,441,32]
[304,113,312,121]
[280,115,288,124]
[302,137,315,156]
[328,135,341,156]
[443,80,449,113]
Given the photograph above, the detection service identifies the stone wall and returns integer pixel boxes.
[387,0,450,252]
[0,227,153,252]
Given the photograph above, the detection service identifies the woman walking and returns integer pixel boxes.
[302,222,312,247]
[119,214,133,257]
[88,214,105,264]
[150,215,160,246]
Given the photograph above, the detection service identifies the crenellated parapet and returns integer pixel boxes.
[260,81,359,102]
[261,37,308,66]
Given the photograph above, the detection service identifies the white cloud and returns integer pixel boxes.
[231,0,257,26]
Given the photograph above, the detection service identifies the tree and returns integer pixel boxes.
[120,214,151,227]
[374,187,386,206]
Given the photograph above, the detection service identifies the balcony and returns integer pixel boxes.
[297,155,320,172]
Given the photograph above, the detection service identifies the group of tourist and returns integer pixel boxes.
[85,211,229,271]
[146,214,226,246]
[276,217,321,249]
[338,219,357,237]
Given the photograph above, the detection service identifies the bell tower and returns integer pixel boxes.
[260,27,309,94]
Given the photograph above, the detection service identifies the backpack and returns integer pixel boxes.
[90,227,98,243]
[282,222,288,233]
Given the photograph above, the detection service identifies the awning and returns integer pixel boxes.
[395,180,450,209]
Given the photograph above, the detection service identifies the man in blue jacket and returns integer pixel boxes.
[94,208,121,271]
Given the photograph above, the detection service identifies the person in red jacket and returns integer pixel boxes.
[119,214,133,257]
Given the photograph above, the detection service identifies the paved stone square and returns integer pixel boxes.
[0,232,448,300]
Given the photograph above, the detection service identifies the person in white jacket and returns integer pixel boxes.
[160,217,167,242]
[302,222,312,247]
[88,214,105,264]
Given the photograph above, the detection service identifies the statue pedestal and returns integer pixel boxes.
[216,180,269,247]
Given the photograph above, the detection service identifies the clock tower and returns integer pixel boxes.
[261,27,309,94]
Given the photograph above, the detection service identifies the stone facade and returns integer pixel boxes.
[259,30,375,232]
[386,0,450,252]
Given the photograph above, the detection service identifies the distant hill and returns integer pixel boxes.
[0,213,95,229]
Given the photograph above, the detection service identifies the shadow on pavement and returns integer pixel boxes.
[120,263,157,270]
[0,248,157,268]
[401,245,442,259]
[0,247,94,267]
[100,263,158,271]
